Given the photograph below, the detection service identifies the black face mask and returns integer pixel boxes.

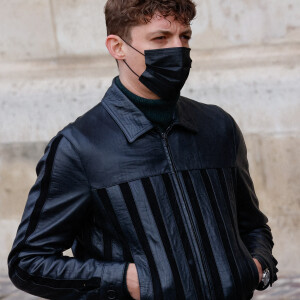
[121,38,192,100]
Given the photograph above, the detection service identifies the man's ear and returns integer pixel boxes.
[106,35,126,60]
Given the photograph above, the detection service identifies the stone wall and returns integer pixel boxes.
[0,0,299,275]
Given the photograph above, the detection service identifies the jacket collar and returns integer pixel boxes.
[101,77,198,143]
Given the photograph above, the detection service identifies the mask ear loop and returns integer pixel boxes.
[123,60,140,78]
[119,36,145,78]
[119,37,145,56]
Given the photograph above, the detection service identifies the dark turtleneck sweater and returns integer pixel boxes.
[115,76,179,131]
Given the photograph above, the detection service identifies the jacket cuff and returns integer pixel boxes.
[253,253,278,291]
[99,261,129,299]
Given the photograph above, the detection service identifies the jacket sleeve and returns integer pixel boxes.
[233,120,278,290]
[7,134,128,299]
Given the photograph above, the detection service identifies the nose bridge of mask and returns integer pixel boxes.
[144,47,190,66]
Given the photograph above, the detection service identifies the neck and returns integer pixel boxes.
[119,72,160,100]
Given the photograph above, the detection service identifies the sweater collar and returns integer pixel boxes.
[101,77,198,143]
[115,76,178,126]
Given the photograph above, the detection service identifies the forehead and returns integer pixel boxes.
[133,13,191,34]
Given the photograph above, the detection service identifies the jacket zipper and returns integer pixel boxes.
[158,125,212,300]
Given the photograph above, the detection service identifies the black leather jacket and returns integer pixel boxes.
[8,78,278,300]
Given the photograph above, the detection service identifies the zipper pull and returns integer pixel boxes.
[155,126,166,139]
[157,123,173,139]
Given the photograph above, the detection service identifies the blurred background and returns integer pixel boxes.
[0,0,299,299]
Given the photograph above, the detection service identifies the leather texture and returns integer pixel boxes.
[8,78,278,300]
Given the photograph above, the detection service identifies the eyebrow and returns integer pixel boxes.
[146,29,192,38]
[181,29,193,36]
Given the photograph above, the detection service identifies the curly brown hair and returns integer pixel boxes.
[104,0,197,42]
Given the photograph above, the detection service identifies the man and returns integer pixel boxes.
[8,0,278,299]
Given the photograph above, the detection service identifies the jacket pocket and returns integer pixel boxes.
[131,255,151,300]
[239,241,260,293]
[242,245,260,292]
[248,256,260,289]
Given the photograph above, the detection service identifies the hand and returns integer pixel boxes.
[253,258,263,283]
[126,263,140,300]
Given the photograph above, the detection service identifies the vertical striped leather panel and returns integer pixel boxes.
[119,181,164,300]
[97,173,204,299]
[162,173,207,300]
[100,184,154,299]
[180,168,258,299]
[150,175,198,299]
[222,168,261,292]
[181,169,225,300]
[96,168,257,299]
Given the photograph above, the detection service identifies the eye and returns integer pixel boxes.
[154,36,166,40]
[182,35,191,40]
